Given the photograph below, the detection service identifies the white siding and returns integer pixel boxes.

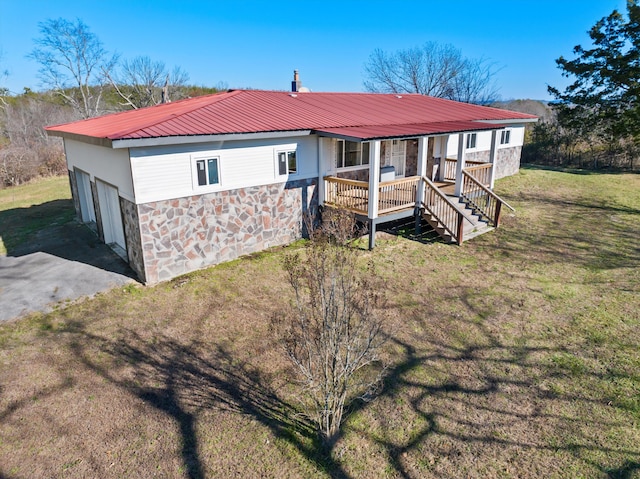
[445,126,525,157]
[498,126,525,149]
[64,140,134,201]
[130,135,318,204]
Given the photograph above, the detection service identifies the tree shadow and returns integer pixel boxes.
[521,163,640,176]
[66,324,351,479]
[0,199,136,278]
[341,287,640,478]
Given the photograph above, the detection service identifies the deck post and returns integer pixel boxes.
[367,140,381,249]
[489,130,498,189]
[454,134,466,196]
[415,136,429,235]
[368,140,381,220]
[437,136,448,181]
[368,219,376,250]
[317,136,326,206]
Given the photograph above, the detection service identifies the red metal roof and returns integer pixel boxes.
[315,120,506,141]
[45,90,537,142]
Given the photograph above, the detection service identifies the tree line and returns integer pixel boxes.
[0,18,225,187]
[523,1,640,171]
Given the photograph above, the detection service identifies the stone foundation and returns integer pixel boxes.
[405,140,418,176]
[493,146,522,179]
[120,197,146,282]
[337,169,369,181]
[137,178,318,284]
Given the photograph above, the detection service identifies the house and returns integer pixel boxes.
[45,78,537,284]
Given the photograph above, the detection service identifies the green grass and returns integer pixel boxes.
[0,167,639,478]
[0,176,73,254]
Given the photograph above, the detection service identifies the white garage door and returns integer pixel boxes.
[96,180,126,252]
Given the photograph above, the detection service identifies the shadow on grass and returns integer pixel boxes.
[0,199,135,278]
[521,163,640,176]
[342,288,640,478]
[67,326,350,479]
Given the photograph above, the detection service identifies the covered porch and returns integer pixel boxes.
[318,130,514,247]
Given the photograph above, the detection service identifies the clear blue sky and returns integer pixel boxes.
[0,0,628,100]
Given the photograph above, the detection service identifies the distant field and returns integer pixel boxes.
[0,167,639,478]
[0,176,72,255]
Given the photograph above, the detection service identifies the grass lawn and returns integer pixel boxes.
[0,176,73,255]
[0,167,639,478]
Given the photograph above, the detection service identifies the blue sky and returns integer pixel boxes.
[0,0,628,100]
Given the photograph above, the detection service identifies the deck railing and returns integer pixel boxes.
[444,158,458,181]
[460,170,515,226]
[444,158,488,182]
[377,177,420,214]
[323,176,420,216]
[463,163,492,187]
[420,176,471,245]
[323,177,369,214]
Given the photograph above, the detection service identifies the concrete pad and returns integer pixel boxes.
[0,222,136,322]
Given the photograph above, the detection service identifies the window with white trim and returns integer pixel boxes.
[195,157,220,186]
[336,140,370,168]
[466,133,477,149]
[277,150,297,176]
[500,130,511,145]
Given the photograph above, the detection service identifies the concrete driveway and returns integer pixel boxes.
[0,222,136,321]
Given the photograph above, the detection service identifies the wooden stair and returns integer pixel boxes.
[421,195,493,244]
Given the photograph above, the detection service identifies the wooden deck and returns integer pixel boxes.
[324,168,512,247]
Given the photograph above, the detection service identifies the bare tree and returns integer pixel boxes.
[273,210,386,446]
[29,18,118,118]
[364,42,499,104]
[106,55,190,109]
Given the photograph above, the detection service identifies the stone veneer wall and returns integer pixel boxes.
[465,150,491,163]
[137,178,317,284]
[405,140,418,177]
[493,146,522,179]
[465,145,522,180]
[120,197,146,282]
[337,169,369,181]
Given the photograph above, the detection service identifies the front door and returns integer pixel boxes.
[390,140,406,177]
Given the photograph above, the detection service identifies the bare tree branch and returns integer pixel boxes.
[364,42,500,104]
[273,210,386,446]
[106,55,190,109]
[28,18,118,118]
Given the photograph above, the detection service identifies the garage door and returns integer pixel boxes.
[96,180,126,253]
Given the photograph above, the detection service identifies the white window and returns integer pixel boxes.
[466,133,477,149]
[336,140,370,169]
[276,150,297,176]
[500,130,511,145]
[195,157,220,187]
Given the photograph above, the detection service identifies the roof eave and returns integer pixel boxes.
[45,129,113,148]
[478,118,538,125]
[111,129,313,149]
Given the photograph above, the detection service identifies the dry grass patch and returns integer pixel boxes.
[1,167,639,478]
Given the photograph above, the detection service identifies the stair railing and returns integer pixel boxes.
[460,170,515,227]
[420,176,474,245]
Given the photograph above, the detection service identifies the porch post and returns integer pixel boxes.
[489,130,498,189]
[454,133,466,196]
[368,140,381,249]
[415,136,429,235]
[438,135,449,181]
[317,136,326,206]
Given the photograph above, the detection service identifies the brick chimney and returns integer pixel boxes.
[291,70,301,92]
